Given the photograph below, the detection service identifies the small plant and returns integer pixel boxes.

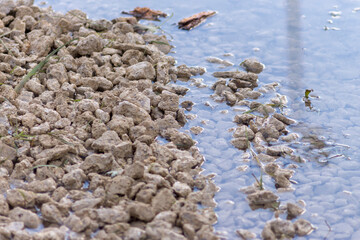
[252,172,264,190]
[12,127,34,141]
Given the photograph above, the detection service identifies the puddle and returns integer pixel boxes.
[34,0,360,239]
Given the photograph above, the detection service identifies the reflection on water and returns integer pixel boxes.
[34,0,360,239]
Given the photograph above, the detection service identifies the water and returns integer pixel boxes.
[34,0,360,239]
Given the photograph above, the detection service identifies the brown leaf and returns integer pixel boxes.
[178,11,216,30]
[122,7,167,21]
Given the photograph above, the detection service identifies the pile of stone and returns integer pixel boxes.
[0,1,218,239]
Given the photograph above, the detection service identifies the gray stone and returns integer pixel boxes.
[151,188,176,214]
[240,58,264,74]
[9,207,41,229]
[80,153,114,173]
[91,130,122,152]
[126,61,155,80]
[294,219,314,236]
[246,190,279,205]
[76,34,103,55]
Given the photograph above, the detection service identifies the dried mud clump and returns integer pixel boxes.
[0,1,218,239]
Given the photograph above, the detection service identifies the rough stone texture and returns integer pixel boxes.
[128,202,155,222]
[151,188,176,214]
[126,61,156,80]
[287,202,305,219]
[9,207,41,229]
[113,101,151,125]
[294,219,314,236]
[6,189,36,208]
[247,190,279,205]
[80,153,114,173]
[76,34,103,55]
[0,141,17,162]
[26,178,57,193]
[62,169,86,190]
[91,130,122,152]
[158,90,180,112]
[240,58,264,74]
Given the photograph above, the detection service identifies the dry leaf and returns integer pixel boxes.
[122,7,167,21]
[178,11,216,30]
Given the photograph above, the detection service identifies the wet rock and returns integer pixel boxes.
[120,88,151,113]
[77,99,100,112]
[113,101,151,125]
[223,90,237,106]
[180,100,194,111]
[179,211,210,231]
[240,58,264,74]
[273,113,296,125]
[124,227,147,240]
[91,130,122,152]
[234,114,255,125]
[236,229,256,239]
[231,137,248,150]
[126,61,156,80]
[281,133,299,142]
[0,141,16,162]
[41,202,65,224]
[72,197,102,212]
[190,126,204,135]
[266,145,293,156]
[80,152,114,174]
[113,141,134,159]
[163,128,194,150]
[62,169,86,190]
[107,114,134,136]
[263,219,295,239]
[9,207,41,229]
[176,64,192,79]
[128,202,155,222]
[64,214,87,232]
[287,202,305,219]
[76,34,103,55]
[97,207,130,224]
[106,175,133,196]
[233,125,255,140]
[206,56,234,66]
[32,227,66,239]
[269,117,286,131]
[173,181,191,198]
[6,189,36,208]
[246,190,279,205]
[27,178,57,193]
[35,145,71,161]
[158,90,179,112]
[257,153,276,163]
[294,219,314,236]
[0,195,9,216]
[153,211,177,225]
[152,188,176,214]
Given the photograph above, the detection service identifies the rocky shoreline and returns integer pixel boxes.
[0,1,316,239]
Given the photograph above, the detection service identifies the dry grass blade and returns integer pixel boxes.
[0,30,14,56]
[14,38,78,95]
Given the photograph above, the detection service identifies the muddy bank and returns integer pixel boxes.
[0,1,218,239]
